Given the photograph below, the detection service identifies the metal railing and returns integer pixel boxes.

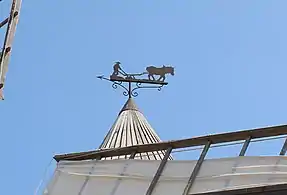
[54,124,287,195]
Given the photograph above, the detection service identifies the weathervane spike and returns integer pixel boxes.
[97,62,174,98]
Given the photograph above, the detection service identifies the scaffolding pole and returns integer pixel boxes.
[0,0,22,100]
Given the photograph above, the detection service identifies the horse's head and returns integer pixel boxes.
[166,66,175,76]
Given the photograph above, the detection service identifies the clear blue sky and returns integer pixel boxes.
[1,1,287,194]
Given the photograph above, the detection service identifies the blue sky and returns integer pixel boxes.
[1,1,287,194]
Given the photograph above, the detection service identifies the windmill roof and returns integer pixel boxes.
[119,97,139,113]
[99,98,173,160]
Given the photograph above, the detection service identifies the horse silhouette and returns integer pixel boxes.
[146,66,174,82]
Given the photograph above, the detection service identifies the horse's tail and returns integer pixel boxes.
[146,66,151,73]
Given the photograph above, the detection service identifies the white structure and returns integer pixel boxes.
[43,96,287,195]
[44,156,287,195]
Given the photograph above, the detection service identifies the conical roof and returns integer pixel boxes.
[99,98,172,160]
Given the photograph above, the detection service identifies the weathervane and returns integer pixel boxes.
[97,62,175,98]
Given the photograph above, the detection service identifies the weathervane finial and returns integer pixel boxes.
[97,62,175,98]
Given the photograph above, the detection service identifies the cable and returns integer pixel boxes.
[34,158,54,195]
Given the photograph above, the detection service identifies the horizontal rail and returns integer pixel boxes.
[54,124,287,162]
[110,77,168,85]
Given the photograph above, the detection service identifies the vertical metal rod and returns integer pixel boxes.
[280,138,287,156]
[128,81,131,98]
[182,141,211,195]
[96,156,102,160]
[239,136,251,156]
[129,151,137,159]
[224,137,251,188]
[145,147,172,195]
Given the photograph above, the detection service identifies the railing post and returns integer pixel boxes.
[129,151,137,159]
[280,138,287,156]
[145,147,172,195]
[96,156,102,160]
[224,137,252,188]
[239,136,251,156]
[182,141,211,195]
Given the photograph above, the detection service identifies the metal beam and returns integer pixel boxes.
[182,141,211,195]
[54,125,287,162]
[280,138,287,156]
[146,148,172,195]
[239,136,251,156]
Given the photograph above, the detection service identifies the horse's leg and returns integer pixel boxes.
[152,75,156,80]
[157,74,165,81]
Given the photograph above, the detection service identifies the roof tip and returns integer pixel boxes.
[119,98,139,114]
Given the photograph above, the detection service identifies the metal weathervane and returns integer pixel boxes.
[97,62,175,98]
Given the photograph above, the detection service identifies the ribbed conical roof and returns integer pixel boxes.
[99,98,172,160]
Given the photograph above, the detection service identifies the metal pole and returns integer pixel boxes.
[280,138,287,156]
[224,136,252,188]
[146,147,172,195]
[128,81,131,98]
[129,151,137,159]
[182,141,211,195]
[239,136,251,156]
